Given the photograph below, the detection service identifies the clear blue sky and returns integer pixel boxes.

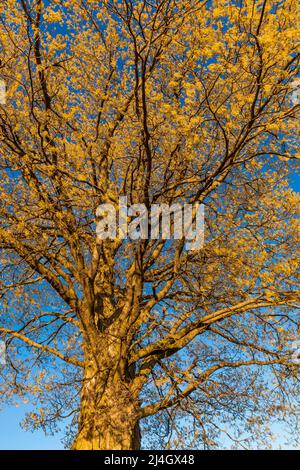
[0,406,63,450]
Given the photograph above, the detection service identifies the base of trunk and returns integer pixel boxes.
[72,420,141,450]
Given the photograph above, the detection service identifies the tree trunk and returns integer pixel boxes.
[72,399,141,450]
[72,337,141,450]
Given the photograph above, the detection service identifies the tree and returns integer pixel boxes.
[0,0,299,450]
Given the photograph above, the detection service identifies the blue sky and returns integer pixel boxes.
[0,406,63,450]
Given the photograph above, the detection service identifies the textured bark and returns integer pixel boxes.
[72,387,141,450]
[72,328,141,450]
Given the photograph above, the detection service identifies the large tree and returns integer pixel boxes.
[0,0,299,450]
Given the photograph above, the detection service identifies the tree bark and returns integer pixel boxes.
[72,393,141,450]
[72,334,141,450]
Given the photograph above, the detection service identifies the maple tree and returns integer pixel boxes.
[0,0,299,450]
